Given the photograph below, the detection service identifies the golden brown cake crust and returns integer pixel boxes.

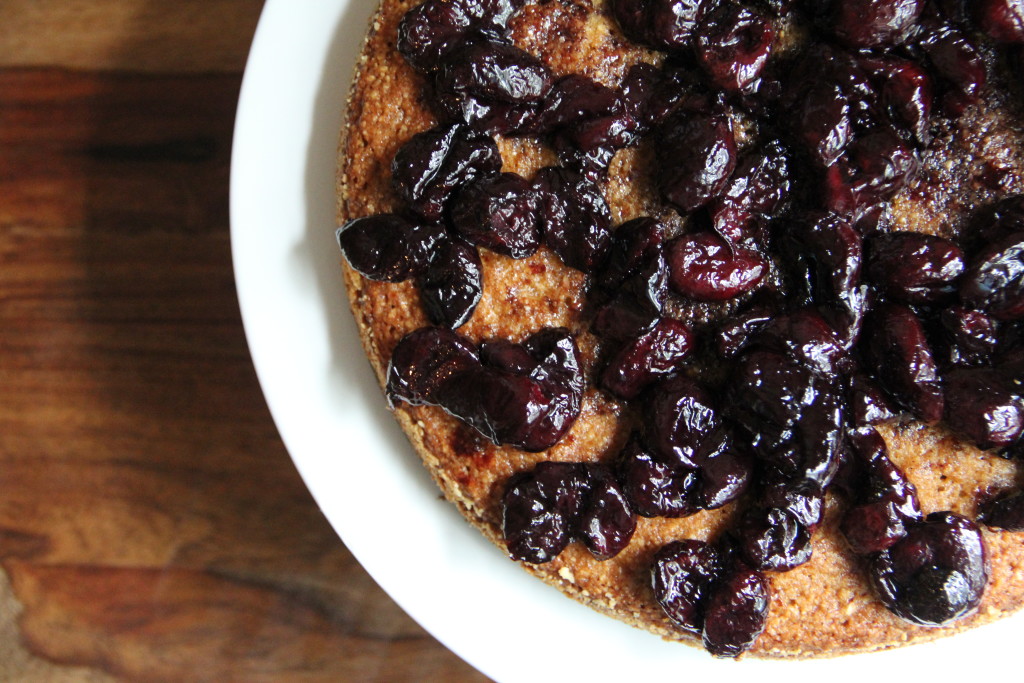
[337,0,1024,657]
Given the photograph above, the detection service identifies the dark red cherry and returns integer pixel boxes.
[650,0,710,50]
[863,303,944,423]
[861,56,933,144]
[337,214,445,282]
[646,375,720,469]
[701,567,770,658]
[979,491,1024,530]
[502,462,587,563]
[578,466,638,560]
[867,232,965,304]
[398,0,523,70]
[451,173,540,258]
[617,436,699,517]
[938,306,1000,367]
[436,40,553,105]
[920,25,987,107]
[710,140,791,247]
[657,104,738,213]
[386,327,479,406]
[831,0,924,48]
[392,123,501,221]
[869,512,987,626]
[976,0,1024,43]
[735,506,813,572]
[961,231,1024,320]
[600,318,696,400]
[534,167,612,273]
[695,1,776,94]
[651,539,722,637]
[943,368,1024,449]
[667,232,767,301]
[419,239,483,329]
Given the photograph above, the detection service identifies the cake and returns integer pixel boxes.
[335,0,1024,658]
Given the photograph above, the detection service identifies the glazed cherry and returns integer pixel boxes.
[650,0,710,50]
[831,0,924,48]
[337,214,444,282]
[392,123,501,221]
[735,506,813,572]
[611,0,709,50]
[761,476,825,531]
[840,427,922,556]
[850,427,923,521]
[697,439,752,509]
[943,368,1024,449]
[863,57,933,144]
[386,327,479,406]
[976,0,1024,44]
[863,303,944,423]
[595,216,665,294]
[397,0,524,71]
[502,461,635,563]
[843,500,912,554]
[824,128,919,220]
[533,167,613,273]
[866,232,965,304]
[938,306,999,367]
[710,141,791,247]
[701,567,770,658]
[667,232,767,302]
[579,466,638,559]
[657,104,737,213]
[617,436,699,518]
[645,375,720,469]
[920,26,987,107]
[652,540,724,637]
[976,195,1024,245]
[848,373,899,426]
[783,212,862,307]
[451,173,540,258]
[729,350,844,485]
[979,491,1024,530]
[529,74,622,135]
[869,512,987,626]
[419,239,483,329]
[502,462,587,563]
[791,81,852,167]
[751,308,850,377]
[436,40,553,106]
[695,1,775,94]
[716,302,776,358]
[600,318,695,399]
[391,327,583,452]
[960,231,1024,320]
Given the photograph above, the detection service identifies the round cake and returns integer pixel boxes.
[336,0,1024,658]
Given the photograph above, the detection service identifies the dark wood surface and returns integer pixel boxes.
[0,2,489,680]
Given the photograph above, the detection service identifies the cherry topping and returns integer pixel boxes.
[695,1,775,94]
[652,540,723,636]
[667,232,767,302]
[701,567,770,658]
[337,214,445,282]
[420,239,483,328]
[657,103,738,214]
[451,173,541,258]
[869,512,987,626]
[392,123,501,221]
[831,0,924,49]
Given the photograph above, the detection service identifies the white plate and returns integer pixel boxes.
[229,1,1022,680]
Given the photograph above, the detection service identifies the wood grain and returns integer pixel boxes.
[0,1,489,680]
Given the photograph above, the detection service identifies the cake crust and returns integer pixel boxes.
[337,0,1024,657]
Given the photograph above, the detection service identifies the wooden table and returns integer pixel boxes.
[0,2,488,680]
